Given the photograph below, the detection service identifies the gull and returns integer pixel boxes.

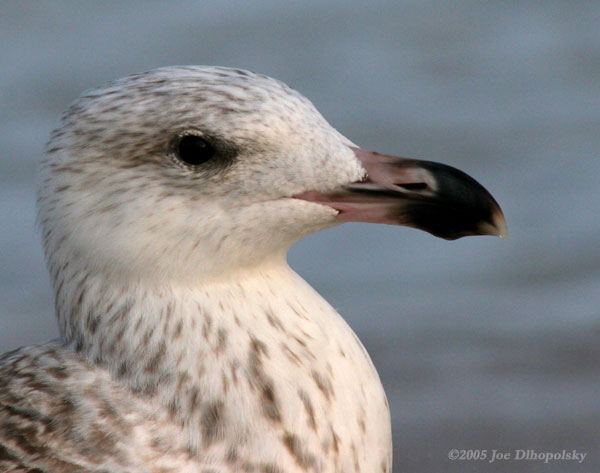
[0,66,506,473]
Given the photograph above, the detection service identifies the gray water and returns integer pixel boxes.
[1,2,599,472]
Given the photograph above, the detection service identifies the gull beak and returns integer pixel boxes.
[295,147,507,240]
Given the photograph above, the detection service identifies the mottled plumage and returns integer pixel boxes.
[1,67,390,473]
[1,66,504,472]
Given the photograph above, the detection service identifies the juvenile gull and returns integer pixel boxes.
[0,66,505,472]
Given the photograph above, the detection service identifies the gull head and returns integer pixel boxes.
[38,66,505,285]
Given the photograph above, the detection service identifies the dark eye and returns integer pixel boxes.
[177,135,215,166]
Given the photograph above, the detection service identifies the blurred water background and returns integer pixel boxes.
[1,2,599,472]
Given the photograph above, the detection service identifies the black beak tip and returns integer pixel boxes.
[405,161,507,240]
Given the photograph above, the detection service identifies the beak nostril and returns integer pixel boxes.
[397,182,428,191]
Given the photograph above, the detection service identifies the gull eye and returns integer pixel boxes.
[177,135,215,166]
